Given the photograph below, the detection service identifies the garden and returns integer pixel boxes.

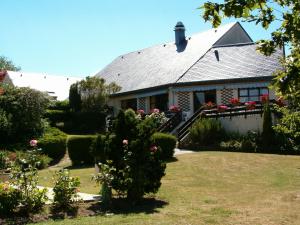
[0,78,177,224]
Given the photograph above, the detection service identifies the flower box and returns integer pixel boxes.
[245,101,256,110]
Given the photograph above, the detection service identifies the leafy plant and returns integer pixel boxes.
[11,164,48,214]
[53,169,80,210]
[0,182,22,215]
[151,132,177,160]
[189,118,225,146]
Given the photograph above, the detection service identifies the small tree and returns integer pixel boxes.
[261,101,274,150]
[69,83,81,112]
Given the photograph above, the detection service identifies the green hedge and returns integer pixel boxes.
[45,109,69,126]
[67,135,97,166]
[38,127,67,164]
[151,132,177,160]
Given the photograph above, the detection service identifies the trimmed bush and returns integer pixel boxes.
[67,135,97,166]
[45,109,69,126]
[151,132,177,160]
[189,117,225,147]
[38,127,67,164]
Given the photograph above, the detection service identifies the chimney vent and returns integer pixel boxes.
[174,21,186,45]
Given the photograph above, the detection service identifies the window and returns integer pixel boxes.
[238,87,269,103]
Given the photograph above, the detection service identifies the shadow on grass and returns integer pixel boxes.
[88,197,168,215]
[64,164,94,170]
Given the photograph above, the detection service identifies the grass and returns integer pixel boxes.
[37,151,300,225]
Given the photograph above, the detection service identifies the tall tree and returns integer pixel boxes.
[200,0,300,108]
[0,56,20,71]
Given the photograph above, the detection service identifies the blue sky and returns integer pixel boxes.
[0,0,281,77]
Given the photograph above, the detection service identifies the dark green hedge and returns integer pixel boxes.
[67,135,97,166]
[45,109,69,126]
[151,132,177,160]
[38,127,67,164]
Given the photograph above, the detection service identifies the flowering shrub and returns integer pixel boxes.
[169,105,180,112]
[93,109,166,203]
[0,182,22,215]
[218,105,228,112]
[245,101,256,110]
[230,98,240,106]
[53,169,80,209]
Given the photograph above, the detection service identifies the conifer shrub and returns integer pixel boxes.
[68,135,97,166]
[151,132,177,160]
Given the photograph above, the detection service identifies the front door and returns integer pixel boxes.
[193,90,216,112]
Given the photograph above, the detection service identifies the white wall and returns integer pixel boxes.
[219,114,263,134]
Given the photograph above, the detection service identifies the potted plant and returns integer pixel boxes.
[245,101,256,110]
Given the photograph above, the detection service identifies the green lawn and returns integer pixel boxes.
[37,151,300,225]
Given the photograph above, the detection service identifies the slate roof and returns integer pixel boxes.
[95,22,238,94]
[176,43,283,84]
[5,71,83,100]
[95,22,282,95]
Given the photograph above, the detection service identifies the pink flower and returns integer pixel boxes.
[29,139,38,147]
[137,109,145,115]
[122,139,128,145]
[218,105,228,112]
[169,105,180,112]
[150,145,158,153]
[151,108,160,113]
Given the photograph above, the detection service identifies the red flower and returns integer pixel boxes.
[230,98,240,105]
[260,94,269,103]
[245,101,256,110]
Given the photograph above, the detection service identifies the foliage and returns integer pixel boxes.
[0,151,10,170]
[11,164,48,214]
[0,182,22,215]
[0,56,20,71]
[261,101,275,150]
[0,84,50,144]
[151,132,177,160]
[93,162,115,208]
[200,0,300,150]
[64,111,106,134]
[273,106,300,152]
[67,135,97,166]
[38,127,67,163]
[45,109,69,126]
[92,109,166,203]
[48,100,70,111]
[52,169,80,209]
[189,117,225,146]
[71,76,121,113]
[15,150,51,170]
[69,83,82,112]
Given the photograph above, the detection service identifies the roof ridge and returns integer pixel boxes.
[116,22,237,58]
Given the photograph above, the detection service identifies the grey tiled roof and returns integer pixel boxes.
[95,22,282,95]
[95,23,237,94]
[177,44,283,84]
